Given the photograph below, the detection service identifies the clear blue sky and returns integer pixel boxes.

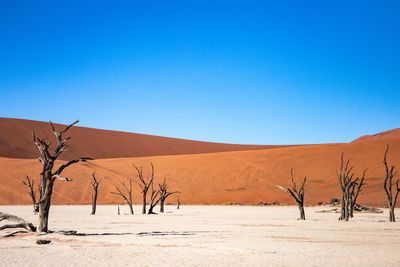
[1,1,399,145]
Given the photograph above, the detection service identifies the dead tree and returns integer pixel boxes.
[337,153,356,221]
[276,168,306,220]
[90,172,101,215]
[22,176,39,213]
[111,179,134,214]
[349,169,367,218]
[177,199,180,209]
[158,177,180,213]
[336,153,368,221]
[383,145,400,222]
[0,212,36,235]
[32,120,93,233]
[147,181,160,214]
[133,163,155,214]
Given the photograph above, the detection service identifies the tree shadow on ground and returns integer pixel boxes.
[56,230,227,237]
[56,230,134,236]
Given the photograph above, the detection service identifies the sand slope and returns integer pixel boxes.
[352,128,400,142]
[0,118,289,160]
[1,137,399,206]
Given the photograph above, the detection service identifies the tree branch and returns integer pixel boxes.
[54,157,93,175]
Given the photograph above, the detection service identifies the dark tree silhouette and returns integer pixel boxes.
[158,177,180,213]
[349,169,367,218]
[90,172,101,215]
[32,120,93,233]
[337,153,367,221]
[147,181,160,214]
[276,168,306,220]
[111,179,134,215]
[383,145,400,222]
[22,176,40,213]
[337,153,355,221]
[133,163,156,214]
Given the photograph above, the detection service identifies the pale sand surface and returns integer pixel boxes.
[0,205,399,266]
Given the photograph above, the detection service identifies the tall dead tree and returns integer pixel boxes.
[90,172,101,215]
[22,176,39,213]
[383,145,400,222]
[134,163,155,214]
[33,120,93,233]
[147,181,160,214]
[276,168,306,220]
[158,177,180,213]
[111,179,134,214]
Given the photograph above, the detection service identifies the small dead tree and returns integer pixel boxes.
[383,145,400,222]
[147,181,160,214]
[177,199,180,209]
[90,172,101,215]
[276,168,306,220]
[349,169,367,218]
[33,120,93,233]
[158,177,180,213]
[337,153,367,221]
[337,153,356,221]
[22,176,40,213]
[111,179,134,215]
[133,163,156,214]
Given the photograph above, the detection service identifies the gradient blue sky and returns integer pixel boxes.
[1,1,399,144]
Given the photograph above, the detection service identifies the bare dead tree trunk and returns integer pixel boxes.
[344,188,350,221]
[134,163,156,214]
[298,203,305,220]
[337,153,355,221]
[177,199,180,209]
[111,179,134,214]
[340,194,345,220]
[22,176,39,213]
[90,172,101,215]
[337,153,367,221]
[389,206,395,222]
[0,212,36,233]
[38,182,53,233]
[158,177,180,213]
[383,145,400,222]
[160,198,165,213]
[349,193,354,218]
[32,120,93,233]
[276,168,306,220]
[148,181,160,214]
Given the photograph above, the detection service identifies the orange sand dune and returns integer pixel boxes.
[352,127,400,142]
[1,137,399,206]
[0,118,292,160]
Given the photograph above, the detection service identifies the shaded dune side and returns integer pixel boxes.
[0,118,294,160]
[1,137,399,206]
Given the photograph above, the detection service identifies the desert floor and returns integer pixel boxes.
[0,205,399,266]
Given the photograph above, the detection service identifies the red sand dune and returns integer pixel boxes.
[0,118,399,206]
[352,128,400,142]
[0,118,292,160]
